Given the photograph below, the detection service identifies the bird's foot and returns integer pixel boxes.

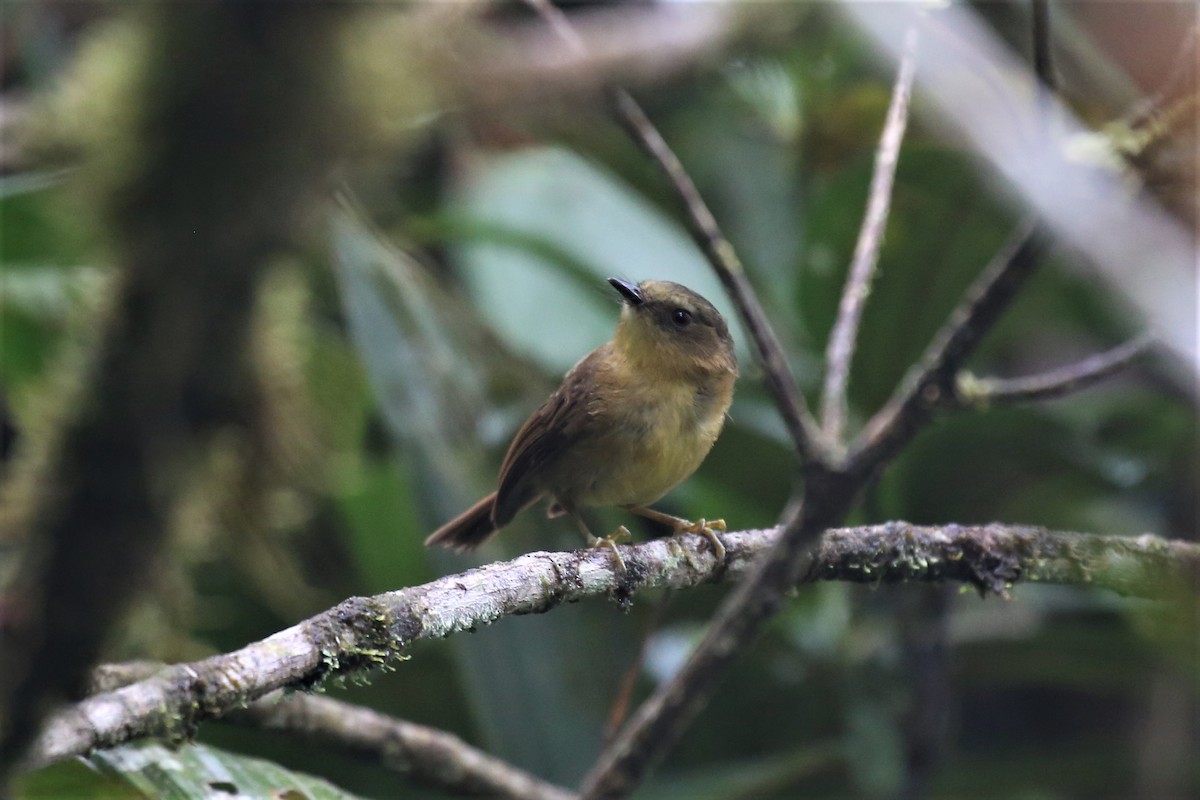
[673,518,727,561]
[588,526,631,572]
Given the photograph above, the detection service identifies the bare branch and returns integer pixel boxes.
[841,4,1195,363]
[22,523,1198,774]
[236,693,575,800]
[820,26,920,448]
[849,221,1047,471]
[24,532,744,772]
[955,333,1155,408]
[524,0,827,466]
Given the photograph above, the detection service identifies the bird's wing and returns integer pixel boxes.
[492,347,605,526]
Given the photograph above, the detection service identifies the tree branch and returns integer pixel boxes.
[849,220,1047,471]
[236,693,575,800]
[24,523,1198,772]
[820,26,919,448]
[954,333,1155,408]
[544,6,1069,797]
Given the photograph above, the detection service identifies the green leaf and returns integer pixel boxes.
[335,458,425,595]
[0,173,91,265]
[80,740,366,800]
[448,145,749,373]
[332,202,493,511]
[13,758,142,800]
[0,176,106,386]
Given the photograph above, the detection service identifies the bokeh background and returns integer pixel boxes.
[2,1,1196,798]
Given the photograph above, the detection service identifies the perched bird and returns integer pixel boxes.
[425,277,737,569]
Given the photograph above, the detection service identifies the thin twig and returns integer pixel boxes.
[955,333,1155,408]
[820,26,920,448]
[608,88,827,463]
[25,523,1198,772]
[846,0,1061,472]
[525,0,587,53]
[848,220,1047,471]
[523,0,827,465]
[238,693,576,800]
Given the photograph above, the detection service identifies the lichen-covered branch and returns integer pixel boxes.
[24,523,1198,772]
[805,523,1198,598]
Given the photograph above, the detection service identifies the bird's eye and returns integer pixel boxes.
[672,308,693,327]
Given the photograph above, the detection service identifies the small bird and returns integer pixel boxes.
[425,277,738,569]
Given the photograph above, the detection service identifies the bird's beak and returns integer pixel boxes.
[608,277,645,306]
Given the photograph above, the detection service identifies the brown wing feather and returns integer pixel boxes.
[492,347,605,525]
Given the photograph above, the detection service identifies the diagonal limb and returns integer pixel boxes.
[820,26,920,447]
[953,333,1155,408]
[848,220,1047,471]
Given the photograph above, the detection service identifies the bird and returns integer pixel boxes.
[425,277,737,570]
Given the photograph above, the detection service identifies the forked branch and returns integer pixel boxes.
[849,221,1047,471]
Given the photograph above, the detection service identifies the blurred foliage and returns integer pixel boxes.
[15,740,367,800]
[2,3,1196,800]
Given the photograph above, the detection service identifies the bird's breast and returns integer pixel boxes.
[550,370,734,508]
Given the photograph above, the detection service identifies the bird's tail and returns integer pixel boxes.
[425,492,499,551]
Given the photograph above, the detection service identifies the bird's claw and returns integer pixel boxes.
[589,526,631,572]
[672,518,727,561]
